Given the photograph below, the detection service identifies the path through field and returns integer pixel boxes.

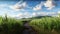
[22,21,36,34]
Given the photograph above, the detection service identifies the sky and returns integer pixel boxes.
[0,0,60,18]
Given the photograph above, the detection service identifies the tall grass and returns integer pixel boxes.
[0,16,24,34]
[29,17,60,34]
[0,15,60,34]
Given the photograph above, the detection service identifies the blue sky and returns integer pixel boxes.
[0,0,60,18]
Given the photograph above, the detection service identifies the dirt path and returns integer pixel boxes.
[22,21,36,34]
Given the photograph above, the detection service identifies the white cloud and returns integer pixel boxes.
[16,13,24,18]
[32,12,57,16]
[15,12,32,18]
[32,12,37,16]
[23,12,33,18]
[6,11,57,18]
[57,11,60,14]
[7,14,16,17]
[48,12,56,15]
[44,0,55,10]
[0,4,8,7]
[39,12,48,16]
[9,1,27,11]
[32,12,48,17]
[33,2,44,11]
[55,11,60,17]
[33,0,56,11]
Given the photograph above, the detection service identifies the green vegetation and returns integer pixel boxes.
[0,16,24,34]
[29,17,60,34]
[0,15,60,34]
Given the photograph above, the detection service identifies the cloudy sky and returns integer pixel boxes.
[0,0,60,18]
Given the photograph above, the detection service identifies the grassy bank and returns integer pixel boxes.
[0,17,24,34]
[29,17,60,34]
